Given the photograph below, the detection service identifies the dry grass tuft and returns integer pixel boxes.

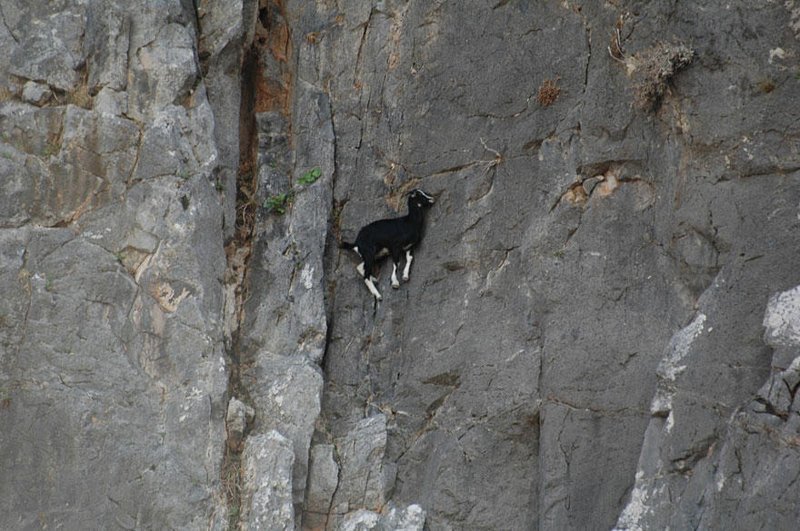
[537,76,561,107]
[221,448,244,528]
[0,85,15,103]
[630,42,694,110]
[65,84,93,109]
[757,79,776,94]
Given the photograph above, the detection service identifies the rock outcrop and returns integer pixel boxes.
[1,0,799,530]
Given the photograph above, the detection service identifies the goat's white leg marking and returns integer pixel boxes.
[391,263,400,288]
[356,262,365,276]
[364,277,382,300]
[402,250,413,281]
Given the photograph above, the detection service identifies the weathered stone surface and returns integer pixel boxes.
[3,0,800,529]
[290,0,800,529]
[0,1,229,529]
[7,5,86,91]
[93,87,128,116]
[330,415,392,516]
[619,284,800,530]
[380,503,426,531]
[339,503,425,531]
[235,21,334,526]
[0,101,141,226]
[84,6,130,94]
[226,396,255,451]
[21,81,52,106]
[240,430,295,530]
[196,0,256,239]
[0,222,228,529]
[304,444,339,529]
[244,354,323,508]
[763,286,800,348]
[128,22,200,122]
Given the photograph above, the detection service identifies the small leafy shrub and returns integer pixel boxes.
[264,192,291,214]
[297,167,322,186]
[263,167,323,215]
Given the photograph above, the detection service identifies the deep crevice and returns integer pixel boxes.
[220,0,295,528]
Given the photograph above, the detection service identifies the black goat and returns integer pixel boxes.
[340,189,435,300]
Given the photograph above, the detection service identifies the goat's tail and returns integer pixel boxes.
[339,240,357,251]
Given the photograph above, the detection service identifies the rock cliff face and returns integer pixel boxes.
[1,0,799,530]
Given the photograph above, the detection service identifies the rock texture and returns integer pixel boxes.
[2,0,800,530]
[241,430,296,530]
[0,1,230,529]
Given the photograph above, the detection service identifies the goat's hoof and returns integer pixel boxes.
[392,282,400,289]
[402,275,409,282]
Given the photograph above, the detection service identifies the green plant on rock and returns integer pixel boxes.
[264,192,291,214]
[264,167,324,215]
[297,167,322,186]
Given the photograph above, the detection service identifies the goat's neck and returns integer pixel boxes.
[406,206,425,226]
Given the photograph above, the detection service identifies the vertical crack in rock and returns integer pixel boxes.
[221,0,319,528]
[218,1,265,528]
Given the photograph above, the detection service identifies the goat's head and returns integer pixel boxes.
[408,189,435,209]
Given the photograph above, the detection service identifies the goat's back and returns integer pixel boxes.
[355,217,418,250]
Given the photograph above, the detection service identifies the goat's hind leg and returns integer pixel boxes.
[364,275,382,300]
[359,258,382,301]
[402,249,413,282]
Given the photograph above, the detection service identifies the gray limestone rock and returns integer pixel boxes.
[244,354,323,508]
[3,0,800,529]
[8,5,86,91]
[0,1,229,529]
[235,48,334,529]
[93,87,128,116]
[304,444,339,529]
[226,397,255,451]
[330,415,393,517]
[21,81,52,106]
[763,286,800,348]
[339,504,425,531]
[380,504,426,531]
[241,430,296,530]
[127,21,200,122]
[84,6,130,94]
[195,0,255,239]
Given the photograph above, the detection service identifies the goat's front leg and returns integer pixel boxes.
[391,262,400,289]
[402,250,413,282]
[391,250,402,289]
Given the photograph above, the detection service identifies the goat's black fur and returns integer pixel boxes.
[341,189,435,300]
